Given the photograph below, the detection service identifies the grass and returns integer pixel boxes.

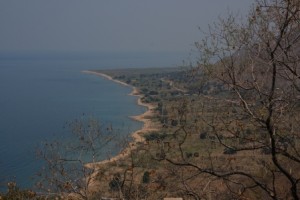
[88,67,300,199]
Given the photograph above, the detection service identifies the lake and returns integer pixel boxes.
[0,51,185,190]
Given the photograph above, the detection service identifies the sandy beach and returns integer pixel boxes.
[82,70,130,87]
[80,70,160,196]
[82,70,159,166]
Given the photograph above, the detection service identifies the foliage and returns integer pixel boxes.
[143,132,167,141]
[5,1,300,199]
[154,0,300,199]
[199,132,207,139]
[109,173,122,191]
[142,171,150,184]
[223,147,237,155]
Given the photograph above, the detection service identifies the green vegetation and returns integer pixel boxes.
[142,171,150,184]
[2,0,300,199]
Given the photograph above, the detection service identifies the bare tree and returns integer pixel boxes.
[156,0,300,199]
[36,117,116,199]
[35,116,158,199]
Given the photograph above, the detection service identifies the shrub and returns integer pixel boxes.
[171,119,178,126]
[109,173,122,191]
[148,90,159,95]
[144,132,167,141]
[261,147,271,155]
[199,132,207,139]
[185,152,193,158]
[142,171,150,184]
[223,147,237,155]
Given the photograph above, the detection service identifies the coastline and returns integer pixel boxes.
[82,70,130,87]
[82,70,158,166]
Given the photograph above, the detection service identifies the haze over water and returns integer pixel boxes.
[0,51,185,190]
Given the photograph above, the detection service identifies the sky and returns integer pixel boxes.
[0,0,255,54]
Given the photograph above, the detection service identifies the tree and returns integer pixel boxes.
[38,117,160,199]
[0,182,38,200]
[36,117,116,199]
[142,171,150,184]
[157,0,300,199]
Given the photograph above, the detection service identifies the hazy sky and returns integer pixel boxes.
[0,0,254,53]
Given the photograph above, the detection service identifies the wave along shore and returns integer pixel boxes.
[82,70,159,166]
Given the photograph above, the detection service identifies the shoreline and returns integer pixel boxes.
[82,70,158,166]
[82,70,130,87]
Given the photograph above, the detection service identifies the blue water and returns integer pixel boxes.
[0,52,185,190]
